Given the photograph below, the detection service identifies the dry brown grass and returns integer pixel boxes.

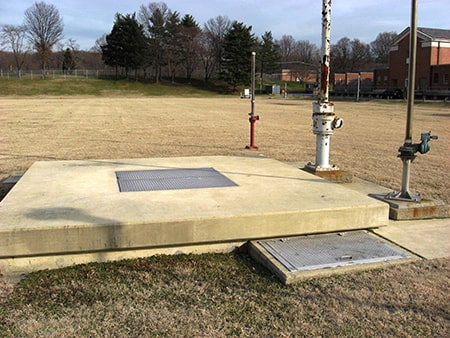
[0,254,449,337]
[0,96,448,202]
[0,95,449,336]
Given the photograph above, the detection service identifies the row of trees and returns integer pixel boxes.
[99,3,279,90]
[1,1,398,88]
[99,2,396,89]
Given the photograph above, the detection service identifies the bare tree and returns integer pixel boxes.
[294,40,320,65]
[371,31,397,63]
[66,38,79,52]
[203,15,231,77]
[277,35,296,62]
[350,38,372,71]
[0,24,29,72]
[331,37,373,73]
[91,34,107,53]
[330,37,352,73]
[197,31,215,81]
[24,1,64,71]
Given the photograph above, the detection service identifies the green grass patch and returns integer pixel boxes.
[0,76,231,97]
[0,75,314,97]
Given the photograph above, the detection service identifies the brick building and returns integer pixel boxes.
[374,27,450,95]
[280,69,317,83]
[333,72,373,95]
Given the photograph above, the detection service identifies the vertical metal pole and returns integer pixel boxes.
[405,0,418,145]
[401,0,418,198]
[357,73,361,102]
[319,0,332,103]
[251,52,256,117]
[246,51,259,150]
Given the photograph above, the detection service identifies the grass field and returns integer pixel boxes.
[0,78,449,337]
[0,76,235,97]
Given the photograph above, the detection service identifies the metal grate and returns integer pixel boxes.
[116,167,238,192]
[259,231,410,272]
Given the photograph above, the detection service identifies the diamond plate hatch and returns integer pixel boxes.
[259,231,410,272]
[116,167,238,192]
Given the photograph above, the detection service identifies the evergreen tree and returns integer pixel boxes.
[178,14,201,82]
[258,31,280,77]
[221,21,255,91]
[101,13,146,79]
[62,48,75,73]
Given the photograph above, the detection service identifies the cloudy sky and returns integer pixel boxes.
[1,0,448,50]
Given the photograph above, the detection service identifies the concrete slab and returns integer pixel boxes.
[338,177,449,258]
[373,218,450,259]
[0,156,389,276]
[339,177,450,220]
[372,195,450,220]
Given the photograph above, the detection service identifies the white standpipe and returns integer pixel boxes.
[309,0,342,170]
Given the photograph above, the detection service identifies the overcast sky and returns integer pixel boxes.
[1,0,448,50]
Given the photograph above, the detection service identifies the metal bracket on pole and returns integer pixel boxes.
[386,132,438,202]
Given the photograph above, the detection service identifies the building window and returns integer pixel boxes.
[433,73,439,84]
[444,74,449,85]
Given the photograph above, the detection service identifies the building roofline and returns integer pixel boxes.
[392,27,450,46]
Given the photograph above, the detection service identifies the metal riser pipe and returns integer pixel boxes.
[315,135,331,169]
[309,0,342,170]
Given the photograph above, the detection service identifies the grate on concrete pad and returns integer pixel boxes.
[116,167,238,192]
[259,231,410,272]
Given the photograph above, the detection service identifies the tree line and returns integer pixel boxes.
[1,1,398,88]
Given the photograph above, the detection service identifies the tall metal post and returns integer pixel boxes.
[307,0,342,171]
[246,51,259,150]
[251,51,256,117]
[386,0,438,202]
[405,0,418,146]
[397,0,419,200]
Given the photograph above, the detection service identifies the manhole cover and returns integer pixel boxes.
[116,167,238,192]
[258,231,410,272]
